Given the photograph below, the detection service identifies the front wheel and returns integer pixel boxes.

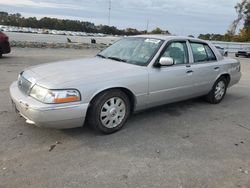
[205,77,228,104]
[88,90,131,134]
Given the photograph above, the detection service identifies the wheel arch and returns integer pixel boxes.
[218,73,231,86]
[88,87,137,113]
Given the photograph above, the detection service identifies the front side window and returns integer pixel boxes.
[161,42,189,64]
[191,43,216,62]
[98,38,163,66]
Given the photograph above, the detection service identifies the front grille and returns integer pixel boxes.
[18,75,32,95]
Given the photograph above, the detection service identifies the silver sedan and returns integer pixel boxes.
[10,35,241,134]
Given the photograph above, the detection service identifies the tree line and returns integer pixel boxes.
[0,11,170,36]
[199,1,250,42]
[1,2,249,42]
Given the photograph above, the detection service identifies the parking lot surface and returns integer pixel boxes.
[0,48,250,188]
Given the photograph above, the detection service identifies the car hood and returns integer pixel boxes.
[23,57,144,88]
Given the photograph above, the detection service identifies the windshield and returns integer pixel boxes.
[98,37,163,66]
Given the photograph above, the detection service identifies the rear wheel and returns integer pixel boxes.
[205,77,228,104]
[88,90,131,134]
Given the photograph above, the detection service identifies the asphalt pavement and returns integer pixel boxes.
[0,48,250,188]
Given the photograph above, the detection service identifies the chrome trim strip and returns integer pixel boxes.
[30,103,87,111]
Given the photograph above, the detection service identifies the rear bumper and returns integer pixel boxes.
[10,81,88,129]
[0,41,11,54]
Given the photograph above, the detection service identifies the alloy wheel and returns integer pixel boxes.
[100,97,126,128]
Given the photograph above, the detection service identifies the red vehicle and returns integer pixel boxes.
[0,31,11,58]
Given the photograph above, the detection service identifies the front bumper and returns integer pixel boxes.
[10,81,89,129]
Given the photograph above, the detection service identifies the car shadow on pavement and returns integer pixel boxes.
[8,93,241,159]
[59,91,244,138]
[0,56,10,59]
[56,97,213,159]
[62,97,207,137]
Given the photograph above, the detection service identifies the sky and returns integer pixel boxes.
[0,0,242,36]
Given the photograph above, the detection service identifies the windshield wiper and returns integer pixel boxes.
[107,56,127,62]
[96,54,106,59]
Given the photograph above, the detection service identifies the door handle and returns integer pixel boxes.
[214,67,220,71]
[186,70,194,74]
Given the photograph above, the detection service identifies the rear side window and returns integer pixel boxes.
[204,45,216,61]
[191,43,216,63]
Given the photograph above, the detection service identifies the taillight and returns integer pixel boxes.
[4,36,9,41]
[237,61,241,72]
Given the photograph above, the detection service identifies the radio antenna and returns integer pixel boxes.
[108,0,111,26]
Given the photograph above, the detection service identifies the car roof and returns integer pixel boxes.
[130,34,223,61]
[130,34,207,43]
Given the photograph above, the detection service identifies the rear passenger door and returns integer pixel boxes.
[188,42,220,94]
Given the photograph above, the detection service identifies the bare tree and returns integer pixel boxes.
[227,0,249,35]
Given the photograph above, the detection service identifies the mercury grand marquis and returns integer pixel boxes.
[10,35,241,134]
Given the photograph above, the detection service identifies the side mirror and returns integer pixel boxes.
[159,57,174,66]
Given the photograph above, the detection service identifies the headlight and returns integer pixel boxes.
[30,85,81,104]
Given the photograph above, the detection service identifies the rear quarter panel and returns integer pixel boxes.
[218,57,241,87]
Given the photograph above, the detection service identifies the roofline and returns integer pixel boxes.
[129,34,207,43]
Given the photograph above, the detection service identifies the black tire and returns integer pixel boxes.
[235,54,239,57]
[88,90,131,134]
[205,77,228,104]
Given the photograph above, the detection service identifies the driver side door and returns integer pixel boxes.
[147,40,196,108]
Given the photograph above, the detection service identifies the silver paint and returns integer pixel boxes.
[10,35,242,129]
